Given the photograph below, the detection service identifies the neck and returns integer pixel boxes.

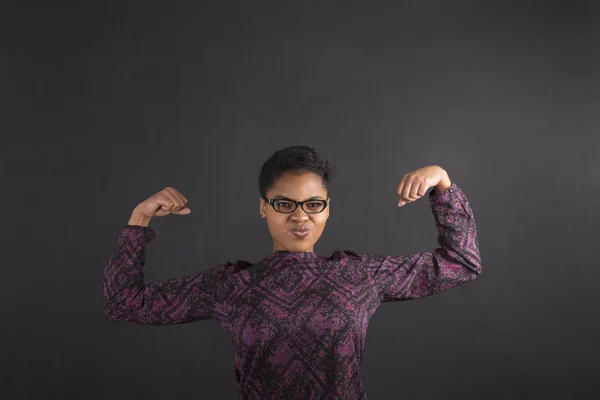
[272,245,314,254]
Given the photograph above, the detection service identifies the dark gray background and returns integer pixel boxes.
[2,1,598,399]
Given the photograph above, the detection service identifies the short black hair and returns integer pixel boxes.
[258,145,335,199]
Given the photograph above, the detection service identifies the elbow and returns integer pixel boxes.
[103,299,152,325]
[462,258,481,280]
[103,285,144,323]
[470,253,482,276]
[439,247,481,278]
[444,263,480,290]
[103,301,134,322]
[467,267,481,282]
[463,261,482,283]
[449,258,481,284]
[103,301,122,321]
[459,249,482,277]
[466,259,482,277]
[474,262,482,277]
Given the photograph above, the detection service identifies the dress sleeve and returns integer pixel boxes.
[358,182,482,302]
[103,225,235,325]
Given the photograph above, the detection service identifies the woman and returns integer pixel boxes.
[103,145,481,399]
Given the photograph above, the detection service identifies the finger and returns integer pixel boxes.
[171,187,188,204]
[398,186,414,207]
[409,178,424,200]
[402,176,417,202]
[398,175,418,206]
[157,194,176,210]
[163,187,182,207]
[396,176,406,197]
[416,180,429,197]
[174,190,188,209]
[397,175,407,203]
[164,187,185,210]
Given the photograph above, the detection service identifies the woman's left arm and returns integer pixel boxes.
[359,166,482,302]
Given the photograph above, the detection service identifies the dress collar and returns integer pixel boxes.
[265,250,320,261]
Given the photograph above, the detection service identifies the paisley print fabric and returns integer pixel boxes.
[103,182,481,399]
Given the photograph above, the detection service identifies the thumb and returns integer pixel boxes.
[398,200,411,207]
[173,207,192,215]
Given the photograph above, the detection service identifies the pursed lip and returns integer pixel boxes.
[291,226,311,233]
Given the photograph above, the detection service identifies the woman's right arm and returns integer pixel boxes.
[103,224,235,325]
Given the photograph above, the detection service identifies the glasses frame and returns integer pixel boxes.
[262,197,329,214]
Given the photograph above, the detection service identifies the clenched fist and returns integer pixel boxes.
[128,187,191,226]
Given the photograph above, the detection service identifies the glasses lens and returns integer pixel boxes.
[302,201,326,213]
[273,200,295,213]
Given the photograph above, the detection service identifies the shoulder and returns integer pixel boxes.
[226,259,256,272]
[202,259,254,278]
[330,249,363,262]
[232,259,254,270]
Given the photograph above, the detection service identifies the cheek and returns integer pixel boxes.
[312,216,329,232]
[319,211,330,224]
[266,216,287,234]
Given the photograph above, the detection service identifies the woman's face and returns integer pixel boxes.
[260,172,330,253]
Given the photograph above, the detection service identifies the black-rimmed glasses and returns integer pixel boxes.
[262,197,328,214]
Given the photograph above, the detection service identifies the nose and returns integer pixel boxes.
[290,206,309,221]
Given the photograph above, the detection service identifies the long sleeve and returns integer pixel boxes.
[358,182,481,302]
[103,225,236,325]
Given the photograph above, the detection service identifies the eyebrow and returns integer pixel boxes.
[272,195,324,201]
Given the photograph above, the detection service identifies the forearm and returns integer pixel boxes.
[431,183,481,276]
[103,226,155,322]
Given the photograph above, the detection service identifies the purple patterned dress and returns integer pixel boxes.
[103,182,481,399]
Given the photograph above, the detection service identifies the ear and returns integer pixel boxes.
[259,197,266,218]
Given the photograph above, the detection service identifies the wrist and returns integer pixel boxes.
[128,208,152,227]
[433,172,452,194]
